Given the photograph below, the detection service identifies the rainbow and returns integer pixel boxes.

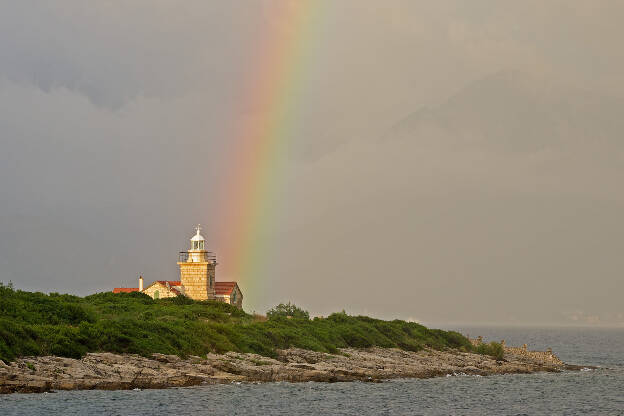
[215,2,324,307]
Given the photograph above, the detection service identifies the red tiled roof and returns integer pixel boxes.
[113,288,139,293]
[215,281,237,295]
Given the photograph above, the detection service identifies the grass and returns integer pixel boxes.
[0,283,488,363]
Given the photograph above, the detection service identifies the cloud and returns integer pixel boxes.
[266,70,624,322]
[1,1,623,324]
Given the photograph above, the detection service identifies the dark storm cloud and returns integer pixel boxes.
[1,1,623,326]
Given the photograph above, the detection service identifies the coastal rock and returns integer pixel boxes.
[0,346,586,394]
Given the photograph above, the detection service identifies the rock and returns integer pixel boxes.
[151,353,180,363]
[0,345,578,395]
[291,364,316,370]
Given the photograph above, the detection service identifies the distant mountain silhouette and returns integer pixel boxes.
[385,70,624,153]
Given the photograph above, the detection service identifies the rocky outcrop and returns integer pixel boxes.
[0,347,587,394]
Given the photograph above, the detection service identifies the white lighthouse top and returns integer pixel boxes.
[190,224,205,242]
[189,224,206,253]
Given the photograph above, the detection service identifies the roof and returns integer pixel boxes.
[215,281,237,295]
[113,288,139,294]
[191,225,205,241]
[149,280,182,295]
[156,280,181,286]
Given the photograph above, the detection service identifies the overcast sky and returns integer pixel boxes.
[1,1,623,326]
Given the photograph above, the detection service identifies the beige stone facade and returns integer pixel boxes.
[142,281,181,300]
[177,261,216,301]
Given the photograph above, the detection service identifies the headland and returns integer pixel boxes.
[0,286,590,394]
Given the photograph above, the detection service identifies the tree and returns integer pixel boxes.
[266,302,310,321]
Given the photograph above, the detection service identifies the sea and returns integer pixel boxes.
[1,326,622,415]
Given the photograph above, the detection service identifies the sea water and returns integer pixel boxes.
[1,326,622,415]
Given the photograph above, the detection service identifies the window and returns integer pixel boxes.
[154,290,160,299]
[199,241,204,250]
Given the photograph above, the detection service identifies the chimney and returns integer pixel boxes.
[139,275,144,291]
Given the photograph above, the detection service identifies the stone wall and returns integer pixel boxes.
[178,262,216,301]
[469,336,563,365]
[503,343,564,365]
[231,286,243,309]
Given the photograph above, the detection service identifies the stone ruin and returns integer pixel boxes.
[468,336,563,365]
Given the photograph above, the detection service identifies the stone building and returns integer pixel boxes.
[113,226,243,308]
[141,280,183,299]
[215,282,243,309]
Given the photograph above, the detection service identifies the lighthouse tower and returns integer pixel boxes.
[178,225,216,300]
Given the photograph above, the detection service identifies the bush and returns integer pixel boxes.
[169,294,195,305]
[0,287,483,363]
[266,302,310,321]
[476,341,505,360]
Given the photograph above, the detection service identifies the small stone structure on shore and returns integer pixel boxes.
[469,336,563,365]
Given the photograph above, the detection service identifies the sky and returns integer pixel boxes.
[1,1,623,326]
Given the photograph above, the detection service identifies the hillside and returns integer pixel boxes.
[0,284,499,363]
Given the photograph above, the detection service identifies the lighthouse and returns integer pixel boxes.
[177,225,216,300]
[113,225,243,308]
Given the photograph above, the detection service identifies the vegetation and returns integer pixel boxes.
[0,284,491,363]
[266,302,310,321]
[475,341,505,361]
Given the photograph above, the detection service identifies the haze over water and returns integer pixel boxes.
[1,327,622,415]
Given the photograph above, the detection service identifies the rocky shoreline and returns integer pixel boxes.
[0,346,588,394]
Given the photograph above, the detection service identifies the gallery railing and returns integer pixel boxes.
[178,251,217,263]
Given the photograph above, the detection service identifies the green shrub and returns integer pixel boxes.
[266,302,310,321]
[0,287,486,363]
[476,342,505,360]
